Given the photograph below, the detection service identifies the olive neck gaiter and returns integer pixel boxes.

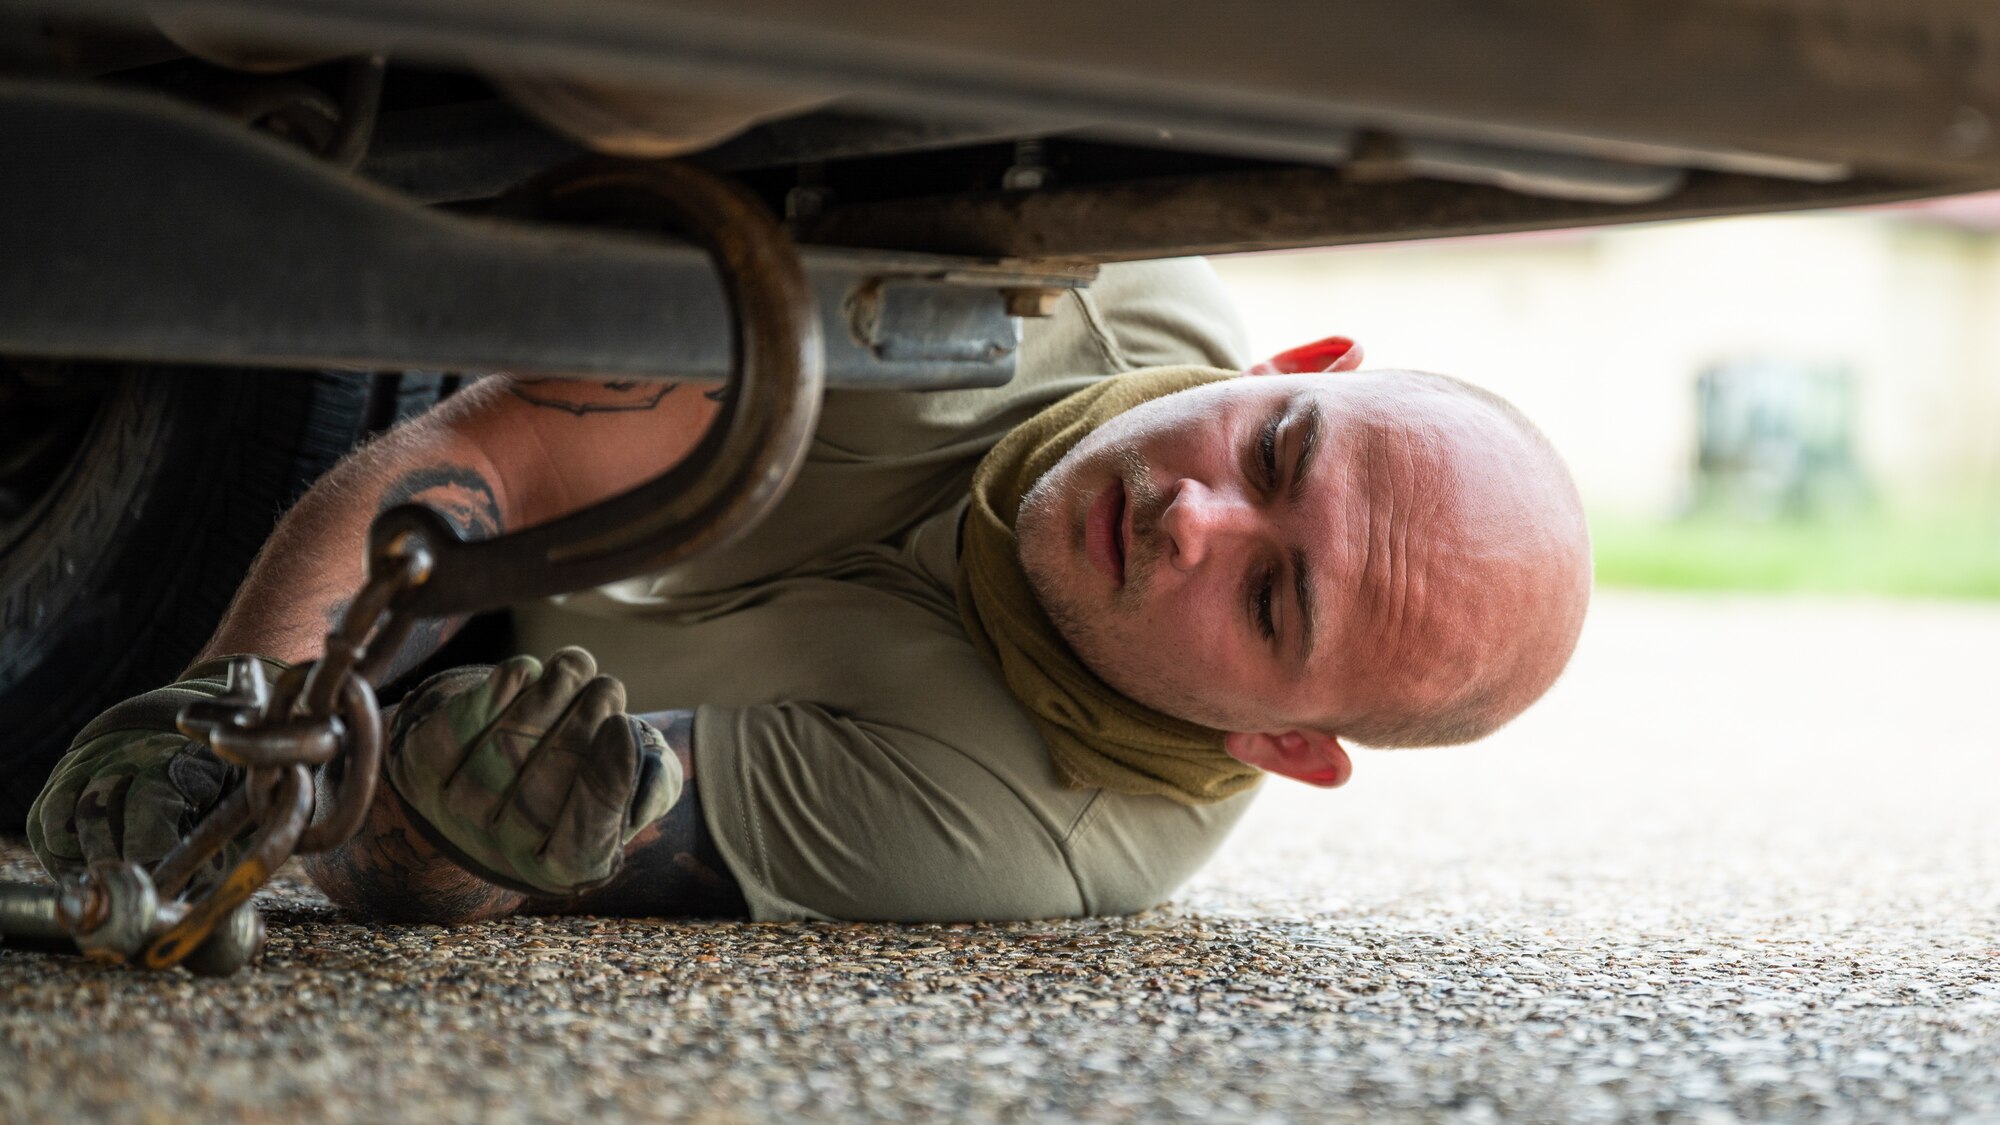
[955,365,1264,806]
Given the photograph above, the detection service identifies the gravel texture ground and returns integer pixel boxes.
[4,590,1999,1123]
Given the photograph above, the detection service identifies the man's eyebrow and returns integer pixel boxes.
[1292,545,1317,663]
[1287,401,1323,504]
[1287,400,1324,664]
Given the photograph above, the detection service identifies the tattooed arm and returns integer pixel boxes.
[196,375,721,680]
[301,709,748,923]
[193,373,736,918]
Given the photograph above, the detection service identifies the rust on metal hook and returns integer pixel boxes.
[371,158,825,617]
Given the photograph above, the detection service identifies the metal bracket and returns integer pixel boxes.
[0,79,1092,388]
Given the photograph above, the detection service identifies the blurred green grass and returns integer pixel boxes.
[1589,509,2000,599]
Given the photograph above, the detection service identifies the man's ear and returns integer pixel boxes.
[1222,728,1353,788]
[1245,336,1365,377]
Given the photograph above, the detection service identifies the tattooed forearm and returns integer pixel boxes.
[351,463,504,682]
[528,710,749,919]
[376,463,502,537]
[301,777,528,924]
[508,378,680,414]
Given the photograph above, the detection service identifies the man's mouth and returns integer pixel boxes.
[1084,477,1127,585]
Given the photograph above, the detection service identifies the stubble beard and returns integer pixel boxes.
[1016,460,1096,651]
[1016,445,1170,697]
[1110,447,1166,606]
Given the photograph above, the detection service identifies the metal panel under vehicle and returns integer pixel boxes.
[0,80,1089,387]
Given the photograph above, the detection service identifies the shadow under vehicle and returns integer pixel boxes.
[4,0,1999,825]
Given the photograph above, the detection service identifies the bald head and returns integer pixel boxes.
[1320,370,1591,747]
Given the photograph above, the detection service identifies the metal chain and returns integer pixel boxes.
[3,532,437,974]
[160,532,433,960]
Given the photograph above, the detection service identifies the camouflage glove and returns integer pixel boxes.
[27,658,284,886]
[385,647,681,896]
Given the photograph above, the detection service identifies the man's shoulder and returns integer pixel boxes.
[1020,258,1250,379]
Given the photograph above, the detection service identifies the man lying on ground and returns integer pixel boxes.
[25,259,1591,924]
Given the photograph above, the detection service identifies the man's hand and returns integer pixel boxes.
[386,648,681,896]
[26,665,258,885]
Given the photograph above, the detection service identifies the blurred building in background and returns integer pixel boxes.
[1211,195,2000,522]
[1691,357,1866,520]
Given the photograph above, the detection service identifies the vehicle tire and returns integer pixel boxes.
[0,362,458,829]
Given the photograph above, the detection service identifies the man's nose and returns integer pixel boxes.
[1160,479,1259,571]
